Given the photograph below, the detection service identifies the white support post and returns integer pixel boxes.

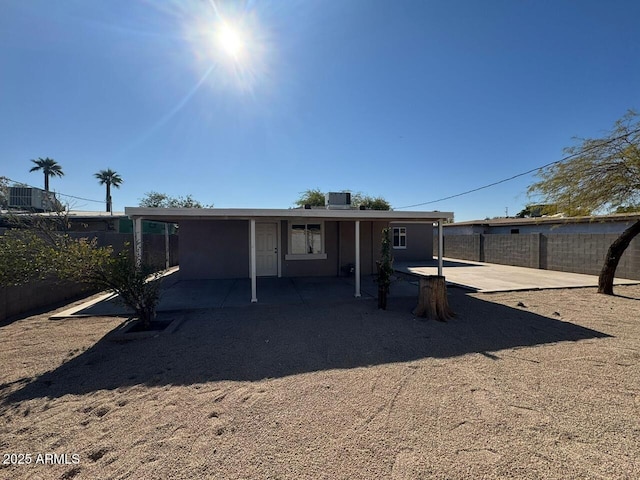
[355,220,361,298]
[133,217,143,267]
[438,219,444,277]
[165,223,170,270]
[250,219,257,303]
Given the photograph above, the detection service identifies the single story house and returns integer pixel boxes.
[124,206,453,302]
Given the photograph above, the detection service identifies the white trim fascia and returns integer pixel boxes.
[250,219,257,302]
[355,220,361,298]
[124,207,453,223]
[276,220,282,278]
[438,220,444,276]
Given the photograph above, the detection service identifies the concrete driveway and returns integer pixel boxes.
[395,258,639,292]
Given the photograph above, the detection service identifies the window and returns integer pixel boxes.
[393,227,407,249]
[287,222,326,259]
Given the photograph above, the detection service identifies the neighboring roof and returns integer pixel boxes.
[448,213,640,227]
[0,209,126,218]
[124,207,453,223]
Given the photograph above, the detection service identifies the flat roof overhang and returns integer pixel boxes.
[124,207,453,223]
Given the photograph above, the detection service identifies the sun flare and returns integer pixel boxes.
[186,5,270,94]
[217,23,244,58]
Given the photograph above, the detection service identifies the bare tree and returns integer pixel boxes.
[528,110,640,294]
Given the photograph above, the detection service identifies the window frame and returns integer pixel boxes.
[392,226,407,249]
[285,220,327,260]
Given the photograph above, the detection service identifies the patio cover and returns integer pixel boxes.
[124,207,453,302]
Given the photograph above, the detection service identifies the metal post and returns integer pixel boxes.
[250,219,257,303]
[133,217,143,267]
[438,219,444,277]
[355,220,361,297]
[165,223,170,270]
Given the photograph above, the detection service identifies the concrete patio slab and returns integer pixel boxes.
[395,258,640,292]
[51,259,638,319]
[51,273,384,318]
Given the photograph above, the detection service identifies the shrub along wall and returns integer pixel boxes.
[434,233,640,280]
[0,232,178,322]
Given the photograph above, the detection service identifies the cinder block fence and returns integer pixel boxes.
[434,233,640,280]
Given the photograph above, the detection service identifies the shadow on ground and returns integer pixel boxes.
[4,287,611,404]
[66,274,420,315]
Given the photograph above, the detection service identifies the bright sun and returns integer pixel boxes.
[187,8,268,93]
[217,23,244,58]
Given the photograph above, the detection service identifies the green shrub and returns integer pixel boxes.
[86,249,163,329]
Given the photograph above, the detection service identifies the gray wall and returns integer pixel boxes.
[179,220,249,279]
[65,232,178,269]
[484,234,541,268]
[445,218,638,236]
[435,233,640,280]
[1,280,96,322]
[282,220,339,277]
[281,220,389,277]
[178,219,402,280]
[391,223,434,263]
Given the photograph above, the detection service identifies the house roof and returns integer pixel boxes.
[447,213,640,228]
[124,207,453,223]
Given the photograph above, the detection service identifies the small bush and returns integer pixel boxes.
[87,249,163,329]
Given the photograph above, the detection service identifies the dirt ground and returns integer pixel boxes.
[1,285,639,480]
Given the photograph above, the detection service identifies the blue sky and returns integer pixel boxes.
[1,0,639,221]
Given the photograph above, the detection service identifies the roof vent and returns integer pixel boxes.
[325,192,351,209]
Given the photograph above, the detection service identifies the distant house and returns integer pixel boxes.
[125,199,452,302]
[0,210,175,235]
[444,213,640,235]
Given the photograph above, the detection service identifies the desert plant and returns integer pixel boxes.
[376,227,394,309]
[87,248,163,329]
[0,226,112,288]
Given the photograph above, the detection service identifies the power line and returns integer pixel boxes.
[395,127,640,210]
[2,177,105,204]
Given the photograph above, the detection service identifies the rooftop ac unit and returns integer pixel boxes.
[325,192,351,209]
[8,186,60,212]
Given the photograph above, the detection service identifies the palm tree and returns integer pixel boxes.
[94,169,123,213]
[29,157,64,192]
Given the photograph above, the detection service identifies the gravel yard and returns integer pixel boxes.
[1,285,639,479]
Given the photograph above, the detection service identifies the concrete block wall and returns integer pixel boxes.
[436,232,640,280]
[436,234,482,261]
[545,233,640,279]
[0,280,96,323]
[484,234,540,268]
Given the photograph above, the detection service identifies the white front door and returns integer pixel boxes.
[256,222,278,276]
